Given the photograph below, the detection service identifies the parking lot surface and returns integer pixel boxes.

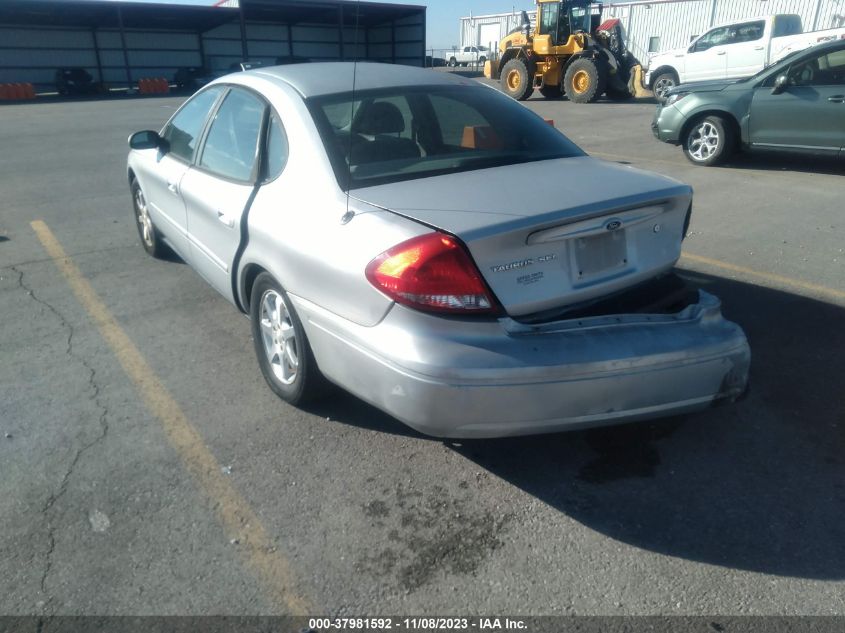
[1,88,843,616]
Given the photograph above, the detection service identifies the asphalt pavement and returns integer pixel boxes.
[0,87,843,617]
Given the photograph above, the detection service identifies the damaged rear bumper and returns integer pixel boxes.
[294,288,750,438]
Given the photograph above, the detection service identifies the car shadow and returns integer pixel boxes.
[301,390,427,439]
[721,151,844,176]
[317,269,845,579]
[448,271,845,580]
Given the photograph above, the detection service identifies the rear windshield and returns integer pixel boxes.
[307,84,585,190]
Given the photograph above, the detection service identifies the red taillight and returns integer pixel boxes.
[365,232,500,315]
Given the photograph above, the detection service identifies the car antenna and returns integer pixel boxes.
[341,0,360,225]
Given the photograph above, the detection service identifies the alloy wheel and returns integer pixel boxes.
[654,77,676,100]
[688,120,721,162]
[259,289,299,385]
[134,188,153,247]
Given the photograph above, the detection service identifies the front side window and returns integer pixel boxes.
[788,47,845,86]
[309,85,585,190]
[539,2,560,41]
[693,26,729,52]
[162,86,224,162]
[199,88,265,182]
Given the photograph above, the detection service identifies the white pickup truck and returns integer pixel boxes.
[646,14,845,101]
[448,45,490,67]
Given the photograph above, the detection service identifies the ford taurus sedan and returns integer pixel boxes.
[653,39,845,166]
[127,62,749,438]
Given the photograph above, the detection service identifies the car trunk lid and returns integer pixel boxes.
[351,156,692,317]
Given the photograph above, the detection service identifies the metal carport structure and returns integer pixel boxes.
[0,0,426,93]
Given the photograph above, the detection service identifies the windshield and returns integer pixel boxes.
[308,85,585,190]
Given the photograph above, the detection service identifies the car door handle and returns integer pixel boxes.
[166,179,178,194]
[716,51,726,55]
[828,95,845,103]
[217,210,235,228]
[754,46,764,50]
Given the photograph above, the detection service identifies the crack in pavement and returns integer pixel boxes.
[11,265,110,615]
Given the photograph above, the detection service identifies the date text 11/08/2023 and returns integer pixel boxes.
[307,617,527,630]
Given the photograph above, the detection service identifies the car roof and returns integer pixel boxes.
[249,62,477,98]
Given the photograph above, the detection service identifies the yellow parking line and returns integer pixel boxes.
[30,220,312,615]
[680,251,845,303]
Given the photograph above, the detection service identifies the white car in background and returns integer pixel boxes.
[448,45,489,67]
[647,13,845,101]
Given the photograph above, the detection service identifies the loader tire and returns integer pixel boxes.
[539,84,563,99]
[501,58,534,101]
[564,58,606,103]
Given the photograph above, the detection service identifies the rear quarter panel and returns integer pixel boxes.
[233,75,429,327]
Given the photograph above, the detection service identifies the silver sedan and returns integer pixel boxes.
[127,62,750,438]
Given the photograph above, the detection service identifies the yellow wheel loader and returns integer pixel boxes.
[486,0,642,103]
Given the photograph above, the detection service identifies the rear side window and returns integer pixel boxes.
[732,21,764,43]
[265,114,289,180]
[199,88,266,182]
[162,87,223,163]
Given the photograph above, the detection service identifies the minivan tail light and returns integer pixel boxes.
[365,232,500,315]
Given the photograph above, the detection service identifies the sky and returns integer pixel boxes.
[94,0,539,50]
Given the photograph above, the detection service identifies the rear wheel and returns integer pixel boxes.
[500,58,534,101]
[652,71,678,103]
[563,58,606,103]
[539,84,563,99]
[683,115,735,166]
[250,273,327,406]
[448,56,457,67]
[131,179,168,258]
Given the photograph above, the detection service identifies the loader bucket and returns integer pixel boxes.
[629,64,654,99]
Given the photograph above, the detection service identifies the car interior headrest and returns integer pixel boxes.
[356,101,405,135]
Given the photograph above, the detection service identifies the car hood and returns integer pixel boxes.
[671,79,741,94]
[351,156,693,316]
[649,48,685,65]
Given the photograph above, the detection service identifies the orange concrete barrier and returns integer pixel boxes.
[0,83,36,100]
[138,77,170,95]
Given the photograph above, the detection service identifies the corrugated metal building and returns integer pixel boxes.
[461,0,845,63]
[0,0,426,92]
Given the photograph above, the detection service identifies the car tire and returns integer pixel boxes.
[539,84,563,99]
[683,115,735,166]
[449,57,457,67]
[652,71,678,104]
[250,273,327,406]
[563,58,606,103]
[500,58,534,101]
[131,179,168,258]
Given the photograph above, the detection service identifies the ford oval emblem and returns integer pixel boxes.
[605,219,622,231]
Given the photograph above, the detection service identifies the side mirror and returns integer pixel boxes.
[128,130,164,151]
[771,74,788,95]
